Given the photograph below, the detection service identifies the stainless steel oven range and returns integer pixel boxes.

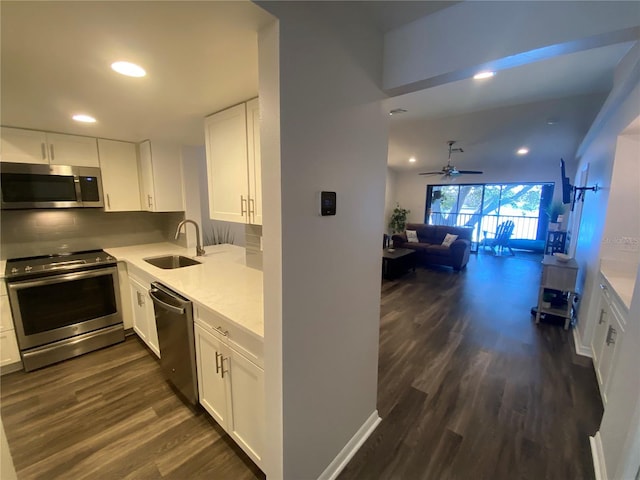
[4,250,124,371]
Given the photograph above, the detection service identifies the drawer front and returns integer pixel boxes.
[0,329,21,367]
[195,304,263,368]
[542,265,577,291]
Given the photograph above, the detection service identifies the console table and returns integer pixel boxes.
[535,255,578,330]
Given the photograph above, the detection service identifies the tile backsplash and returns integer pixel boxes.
[1,209,185,259]
[245,224,263,270]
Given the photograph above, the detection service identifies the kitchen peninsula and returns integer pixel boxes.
[105,242,265,468]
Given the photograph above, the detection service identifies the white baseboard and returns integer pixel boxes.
[317,410,381,480]
[573,327,593,358]
[590,432,608,480]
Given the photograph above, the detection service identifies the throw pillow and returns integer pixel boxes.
[406,230,419,243]
[442,233,458,247]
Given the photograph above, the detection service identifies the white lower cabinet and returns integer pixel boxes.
[194,321,264,468]
[591,276,626,405]
[0,290,21,369]
[129,276,160,358]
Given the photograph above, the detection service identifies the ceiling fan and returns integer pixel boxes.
[419,141,483,177]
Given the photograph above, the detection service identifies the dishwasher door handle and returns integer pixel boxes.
[149,289,186,315]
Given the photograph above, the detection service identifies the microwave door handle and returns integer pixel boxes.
[73,176,83,205]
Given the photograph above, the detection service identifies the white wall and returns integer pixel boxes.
[384,168,398,233]
[601,132,640,265]
[383,1,640,91]
[573,43,640,348]
[180,146,205,249]
[258,4,388,479]
[259,18,283,480]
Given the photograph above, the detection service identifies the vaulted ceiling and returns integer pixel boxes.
[1,0,637,175]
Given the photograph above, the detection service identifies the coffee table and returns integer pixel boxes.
[382,248,417,280]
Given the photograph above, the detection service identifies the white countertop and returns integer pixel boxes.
[600,260,636,310]
[105,243,264,338]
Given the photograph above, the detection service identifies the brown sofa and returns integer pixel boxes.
[392,223,473,271]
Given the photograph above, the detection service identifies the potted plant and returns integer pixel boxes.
[389,204,410,234]
[547,201,566,231]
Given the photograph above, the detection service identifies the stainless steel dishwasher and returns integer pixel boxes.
[149,282,198,405]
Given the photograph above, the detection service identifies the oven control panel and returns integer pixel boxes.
[5,250,117,279]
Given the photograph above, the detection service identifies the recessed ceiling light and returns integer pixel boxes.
[111,61,146,77]
[72,114,96,123]
[546,119,558,125]
[409,157,416,163]
[389,108,407,116]
[517,147,529,155]
[473,71,495,80]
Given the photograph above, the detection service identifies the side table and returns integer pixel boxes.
[535,255,578,330]
[382,248,417,280]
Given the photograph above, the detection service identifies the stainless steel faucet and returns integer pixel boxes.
[175,219,206,256]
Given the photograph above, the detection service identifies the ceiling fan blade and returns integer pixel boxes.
[457,170,483,174]
[418,172,443,176]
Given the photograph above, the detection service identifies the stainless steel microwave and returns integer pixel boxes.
[0,162,104,209]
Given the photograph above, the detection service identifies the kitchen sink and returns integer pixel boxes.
[144,255,202,269]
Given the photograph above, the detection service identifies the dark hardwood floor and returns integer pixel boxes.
[339,251,603,480]
[1,336,264,480]
[1,251,603,480]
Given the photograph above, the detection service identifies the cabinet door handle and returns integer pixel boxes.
[599,283,607,291]
[606,325,617,346]
[240,195,247,216]
[215,326,229,337]
[106,194,111,209]
[49,144,55,161]
[215,351,221,374]
[147,194,153,209]
[220,356,228,379]
[41,142,47,160]
[136,290,142,306]
[249,197,255,222]
[598,309,606,325]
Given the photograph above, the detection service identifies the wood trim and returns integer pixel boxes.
[318,410,381,480]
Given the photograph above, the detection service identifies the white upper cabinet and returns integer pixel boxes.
[97,139,142,212]
[137,140,184,212]
[205,98,261,225]
[46,133,99,167]
[0,128,48,164]
[0,127,99,167]
[246,98,262,226]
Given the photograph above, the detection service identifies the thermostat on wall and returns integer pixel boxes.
[320,191,336,216]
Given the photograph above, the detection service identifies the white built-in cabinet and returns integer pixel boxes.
[590,274,626,405]
[97,139,142,212]
[137,140,184,212]
[0,127,99,167]
[128,275,160,358]
[0,281,21,369]
[194,305,264,468]
[204,98,261,225]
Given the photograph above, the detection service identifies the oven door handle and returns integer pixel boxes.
[149,289,185,315]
